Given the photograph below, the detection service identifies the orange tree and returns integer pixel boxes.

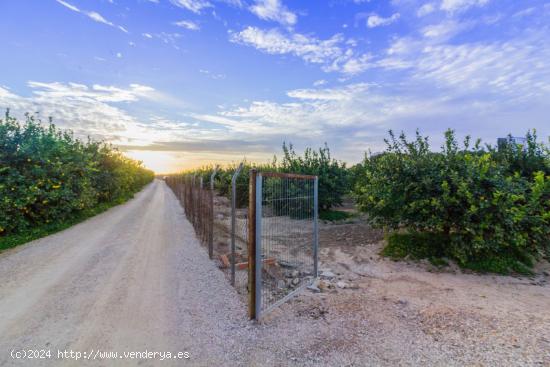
[354,130,550,273]
[0,111,154,237]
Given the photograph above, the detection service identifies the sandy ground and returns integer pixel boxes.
[264,219,550,366]
[1,180,549,366]
[0,180,252,366]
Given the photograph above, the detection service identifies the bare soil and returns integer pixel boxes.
[1,183,548,366]
[257,216,550,366]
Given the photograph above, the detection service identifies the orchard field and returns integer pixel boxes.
[172,130,550,275]
[1,109,549,274]
[0,111,154,250]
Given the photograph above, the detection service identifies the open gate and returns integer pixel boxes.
[248,170,319,320]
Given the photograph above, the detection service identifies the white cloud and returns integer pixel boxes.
[174,20,200,30]
[142,33,153,38]
[87,11,114,26]
[230,27,342,63]
[367,13,400,28]
[169,0,211,13]
[55,0,128,33]
[0,82,202,150]
[417,3,436,17]
[377,30,550,101]
[421,20,469,41]
[313,79,327,87]
[440,0,490,14]
[199,69,226,79]
[287,83,371,101]
[249,0,297,27]
[229,26,371,74]
[56,0,79,12]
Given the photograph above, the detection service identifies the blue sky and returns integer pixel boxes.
[0,0,549,172]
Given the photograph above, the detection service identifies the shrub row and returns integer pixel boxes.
[353,130,550,273]
[170,143,350,212]
[0,111,154,237]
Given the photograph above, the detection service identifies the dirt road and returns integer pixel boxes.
[2,179,549,366]
[0,180,251,366]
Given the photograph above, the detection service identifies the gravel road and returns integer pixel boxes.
[2,179,549,367]
[0,180,253,366]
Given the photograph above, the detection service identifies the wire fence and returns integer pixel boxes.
[165,169,250,300]
[254,172,318,318]
[165,168,318,320]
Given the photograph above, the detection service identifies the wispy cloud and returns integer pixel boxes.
[199,69,226,79]
[229,26,371,74]
[366,13,400,28]
[169,0,211,14]
[440,0,490,14]
[417,3,436,17]
[249,0,297,27]
[174,20,200,31]
[55,0,128,33]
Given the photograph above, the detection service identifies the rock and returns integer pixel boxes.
[307,285,321,293]
[336,281,348,289]
[320,271,336,279]
[291,270,299,278]
[292,278,300,285]
[543,270,550,277]
[278,260,297,268]
[318,280,330,291]
[396,299,408,306]
[277,280,286,289]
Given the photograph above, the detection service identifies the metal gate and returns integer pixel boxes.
[249,170,319,320]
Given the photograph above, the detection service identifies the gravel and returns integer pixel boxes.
[1,179,549,366]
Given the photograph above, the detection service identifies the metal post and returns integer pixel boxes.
[255,173,263,320]
[231,162,244,286]
[247,169,257,320]
[313,176,319,278]
[208,167,218,259]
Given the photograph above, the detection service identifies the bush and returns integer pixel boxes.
[0,111,154,237]
[354,129,550,272]
[171,143,350,212]
[279,143,350,211]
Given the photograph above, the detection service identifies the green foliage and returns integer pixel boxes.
[382,232,447,260]
[171,143,350,212]
[0,111,154,238]
[280,143,349,211]
[355,129,550,273]
[319,210,355,221]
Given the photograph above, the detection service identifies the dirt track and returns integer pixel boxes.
[0,180,250,366]
[2,180,550,366]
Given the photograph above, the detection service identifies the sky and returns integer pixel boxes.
[0,0,549,173]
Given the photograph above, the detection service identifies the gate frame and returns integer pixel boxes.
[230,162,244,286]
[248,171,319,320]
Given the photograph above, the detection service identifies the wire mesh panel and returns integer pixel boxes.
[209,165,249,299]
[165,175,213,252]
[256,172,318,318]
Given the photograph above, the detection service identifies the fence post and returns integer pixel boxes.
[231,162,244,286]
[248,169,257,320]
[313,176,319,278]
[255,173,263,320]
[208,167,218,259]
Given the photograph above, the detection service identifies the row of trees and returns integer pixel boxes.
[0,111,154,237]
[177,143,350,212]
[354,130,550,273]
[176,131,549,273]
